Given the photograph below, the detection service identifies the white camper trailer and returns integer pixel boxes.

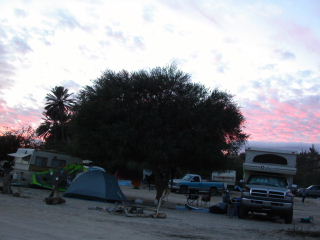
[239,147,297,223]
[8,148,82,184]
[243,147,296,187]
[211,170,236,188]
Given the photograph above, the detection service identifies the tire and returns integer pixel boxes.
[284,211,293,224]
[209,187,218,196]
[238,205,248,219]
[179,185,189,194]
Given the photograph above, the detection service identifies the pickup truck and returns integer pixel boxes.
[239,148,296,224]
[170,174,225,195]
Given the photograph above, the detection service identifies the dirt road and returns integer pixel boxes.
[0,186,319,240]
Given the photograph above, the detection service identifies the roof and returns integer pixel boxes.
[8,153,31,158]
[245,147,296,155]
[8,148,35,158]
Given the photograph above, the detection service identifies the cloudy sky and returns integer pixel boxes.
[0,0,319,146]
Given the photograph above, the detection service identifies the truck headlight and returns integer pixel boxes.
[242,191,250,197]
[241,188,251,197]
[285,191,294,201]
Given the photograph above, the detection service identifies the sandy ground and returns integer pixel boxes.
[0,186,319,240]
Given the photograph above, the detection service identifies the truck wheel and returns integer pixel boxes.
[210,187,218,196]
[284,211,293,224]
[179,185,188,194]
[238,205,248,219]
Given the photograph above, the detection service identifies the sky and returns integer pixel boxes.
[0,0,319,149]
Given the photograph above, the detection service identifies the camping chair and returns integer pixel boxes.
[186,191,199,206]
[200,193,211,207]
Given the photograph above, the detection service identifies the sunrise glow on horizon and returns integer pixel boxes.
[0,0,319,145]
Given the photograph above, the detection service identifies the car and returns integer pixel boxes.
[297,185,320,198]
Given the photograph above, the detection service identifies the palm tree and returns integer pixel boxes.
[45,86,74,122]
[37,86,75,144]
[36,119,54,141]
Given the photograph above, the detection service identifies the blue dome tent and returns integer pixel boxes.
[64,170,126,202]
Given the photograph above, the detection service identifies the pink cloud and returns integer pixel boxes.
[274,19,320,55]
[243,96,320,143]
[0,99,41,130]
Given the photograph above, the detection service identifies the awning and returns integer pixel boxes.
[8,153,31,158]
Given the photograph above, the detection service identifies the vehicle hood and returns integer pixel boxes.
[172,179,185,184]
[247,184,288,192]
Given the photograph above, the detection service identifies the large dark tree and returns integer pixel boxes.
[37,86,74,146]
[71,65,247,200]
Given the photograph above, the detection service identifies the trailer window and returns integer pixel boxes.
[51,159,66,168]
[253,154,287,165]
[35,156,48,167]
[21,155,31,164]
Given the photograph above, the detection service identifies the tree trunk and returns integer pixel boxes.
[154,170,169,201]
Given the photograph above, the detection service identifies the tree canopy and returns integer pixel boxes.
[70,65,248,199]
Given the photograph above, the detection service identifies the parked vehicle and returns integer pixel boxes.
[8,148,82,185]
[170,174,225,194]
[297,185,320,198]
[211,170,236,189]
[239,147,297,224]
